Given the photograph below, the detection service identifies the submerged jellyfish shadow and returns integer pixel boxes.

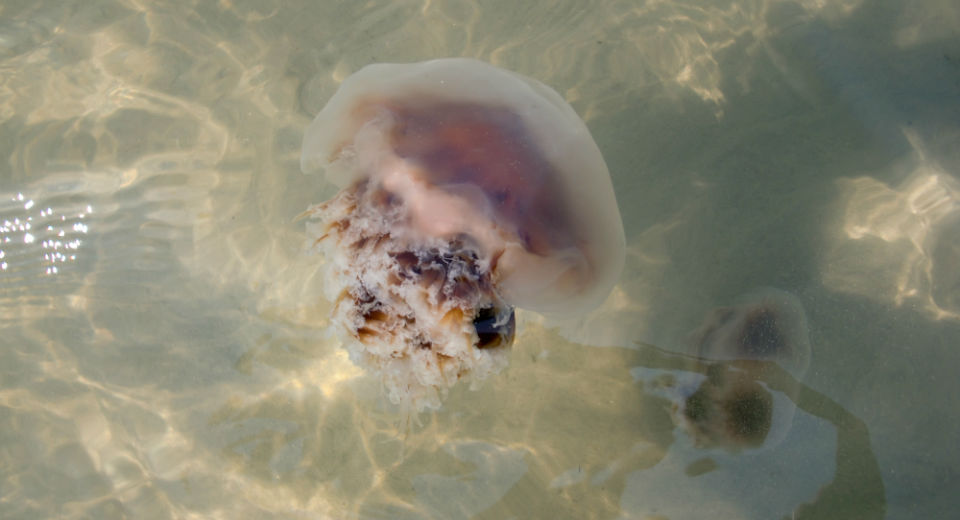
[678,288,812,452]
[636,343,886,519]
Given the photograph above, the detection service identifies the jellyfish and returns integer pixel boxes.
[301,58,625,411]
[676,288,812,451]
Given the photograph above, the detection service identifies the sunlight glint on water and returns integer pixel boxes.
[1,0,959,518]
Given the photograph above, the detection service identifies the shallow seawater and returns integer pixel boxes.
[1,0,959,519]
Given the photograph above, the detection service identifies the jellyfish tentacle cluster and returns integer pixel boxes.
[302,58,624,411]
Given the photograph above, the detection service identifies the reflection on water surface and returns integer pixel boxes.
[2,0,959,518]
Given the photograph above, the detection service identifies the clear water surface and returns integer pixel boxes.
[1,0,958,518]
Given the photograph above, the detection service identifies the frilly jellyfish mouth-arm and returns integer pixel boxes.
[301,58,625,412]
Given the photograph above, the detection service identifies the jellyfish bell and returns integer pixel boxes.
[301,58,625,411]
[302,58,625,314]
